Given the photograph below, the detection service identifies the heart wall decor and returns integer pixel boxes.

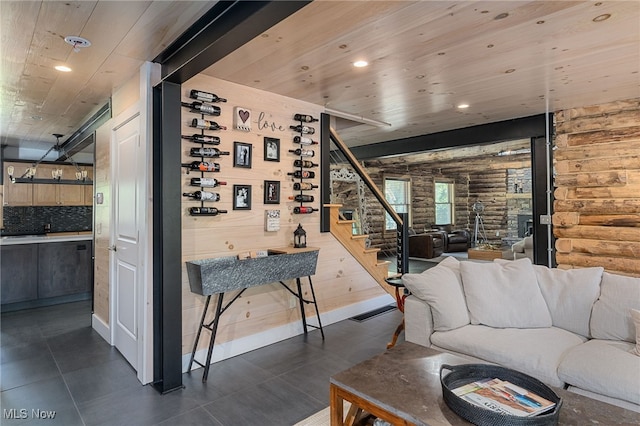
[234,107,252,132]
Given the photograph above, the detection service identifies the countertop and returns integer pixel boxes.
[0,232,93,246]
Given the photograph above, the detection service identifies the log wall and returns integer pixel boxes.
[553,98,640,276]
[363,141,531,250]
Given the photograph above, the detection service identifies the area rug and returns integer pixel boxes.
[294,402,351,426]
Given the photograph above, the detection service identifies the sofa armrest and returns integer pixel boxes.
[404,295,434,348]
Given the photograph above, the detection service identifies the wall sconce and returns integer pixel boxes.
[52,168,63,180]
[6,165,14,183]
[294,223,307,248]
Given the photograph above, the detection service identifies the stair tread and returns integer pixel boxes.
[363,248,380,253]
[337,219,356,224]
[376,260,392,266]
[351,234,369,240]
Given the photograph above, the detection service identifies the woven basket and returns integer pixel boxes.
[440,364,562,426]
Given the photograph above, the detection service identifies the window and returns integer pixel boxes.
[384,177,411,231]
[435,181,454,224]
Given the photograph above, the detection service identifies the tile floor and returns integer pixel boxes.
[1,300,404,425]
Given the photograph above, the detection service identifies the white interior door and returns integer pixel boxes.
[112,112,141,370]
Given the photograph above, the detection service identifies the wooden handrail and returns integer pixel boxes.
[329,127,403,227]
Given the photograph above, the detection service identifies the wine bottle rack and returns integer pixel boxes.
[290,113,319,215]
[181,89,228,217]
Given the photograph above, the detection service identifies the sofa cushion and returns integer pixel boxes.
[460,258,552,328]
[533,265,603,337]
[431,325,585,387]
[558,339,640,406]
[402,264,469,331]
[590,272,640,343]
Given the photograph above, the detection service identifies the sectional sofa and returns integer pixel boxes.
[402,256,640,412]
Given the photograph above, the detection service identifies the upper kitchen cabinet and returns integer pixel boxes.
[33,164,86,206]
[3,162,33,206]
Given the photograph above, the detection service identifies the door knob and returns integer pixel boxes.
[108,245,117,252]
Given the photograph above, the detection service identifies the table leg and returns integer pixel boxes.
[330,384,344,426]
[387,287,407,349]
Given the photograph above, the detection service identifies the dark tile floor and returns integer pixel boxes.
[1,300,404,425]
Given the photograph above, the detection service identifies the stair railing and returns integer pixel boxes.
[324,122,408,275]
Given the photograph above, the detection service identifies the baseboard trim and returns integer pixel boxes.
[92,313,111,344]
[182,293,395,372]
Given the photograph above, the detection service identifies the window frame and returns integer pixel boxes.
[383,174,412,233]
[434,180,455,225]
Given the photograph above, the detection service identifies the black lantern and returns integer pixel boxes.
[293,223,307,248]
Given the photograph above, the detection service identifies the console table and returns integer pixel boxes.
[186,246,324,382]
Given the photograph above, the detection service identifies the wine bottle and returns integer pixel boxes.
[288,170,315,179]
[290,125,315,134]
[181,161,220,172]
[289,194,315,202]
[183,191,220,201]
[191,118,227,130]
[189,147,230,158]
[189,89,227,103]
[293,114,318,123]
[293,206,318,214]
[293,182,318,191]
[293,136,318,145]
[182,134,221,145]
[288,148,315,157]
[189,207,228,216]
[181,102,221,116]
[293,159,318,168]
[190,177,227,187]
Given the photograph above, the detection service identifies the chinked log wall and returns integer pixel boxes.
[363,145,531,251]
[553,98,640,277]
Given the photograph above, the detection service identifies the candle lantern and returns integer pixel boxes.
[293,223,307,248]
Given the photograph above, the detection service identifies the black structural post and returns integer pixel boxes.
[397,213,409,275]
[152,81,183,394]
[320,113,331,233]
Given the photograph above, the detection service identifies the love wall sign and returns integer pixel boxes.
[234,107,252,132]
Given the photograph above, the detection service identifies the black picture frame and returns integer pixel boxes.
[233,184,252,210]
[233,141,252,168]
[264,180,280,204]
[263,137,280,162]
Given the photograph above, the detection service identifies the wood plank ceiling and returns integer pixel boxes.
[0,0,211,154]
[1,1,638,159]
[205,0,640,148]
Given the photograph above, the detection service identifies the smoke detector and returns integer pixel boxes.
[64,36,91,52]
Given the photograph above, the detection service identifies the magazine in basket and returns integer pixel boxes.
[453,378,556,417]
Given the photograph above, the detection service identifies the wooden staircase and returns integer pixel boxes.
[326,204,397,297]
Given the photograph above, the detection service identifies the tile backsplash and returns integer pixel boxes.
[2,206,92,235]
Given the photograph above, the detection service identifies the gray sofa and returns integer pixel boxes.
[403,256,640,412]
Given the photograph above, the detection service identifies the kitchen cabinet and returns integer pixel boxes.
[83,167,94,206]
[1,237,92,310]
[38,241,92,298]
[0,244,38,303]
[2,162,33,206]
[33,164,84,206]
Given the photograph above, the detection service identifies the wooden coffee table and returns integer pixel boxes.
[467,247,504,261]
[329,342,639,425]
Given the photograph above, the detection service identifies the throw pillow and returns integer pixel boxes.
[533,265,603,337]
[632,309,640,356]
[402,264,469,331]
[591,272,640,343]
[460,258,552,328]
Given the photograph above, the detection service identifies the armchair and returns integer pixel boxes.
[512,235,533,261]
[430,224,471,252]
[408,231,446,259]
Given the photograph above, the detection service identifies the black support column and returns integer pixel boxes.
[320,113,331,233]
[531,116,555,267]
[152,81,183,394]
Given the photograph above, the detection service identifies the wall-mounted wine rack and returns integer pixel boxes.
[289,114,319,215]
[180,89,229,217]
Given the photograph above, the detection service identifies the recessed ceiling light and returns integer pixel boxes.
[353,60,368,68]
[457,103,470,109]
[55,65,72,72]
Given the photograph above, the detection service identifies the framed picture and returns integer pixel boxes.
[233,141,252,168]
[263,137,280,162]
[264,180,280,204]
[233,184,252,210]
